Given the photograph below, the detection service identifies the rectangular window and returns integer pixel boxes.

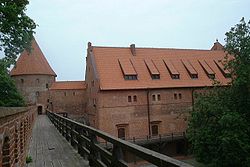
[152,94,156,101]
[151,125,159,136]
[174,93,177,100]
[46,83,49,88]
[118,128,126,139]
[124,75,137,80]
[157,94,161,101]
[128,96,132,102]
[179,93,182,99]
[151,74,160,80]
[36,91,39,97]
[133,95,137,102]
[64,92,66,96]
[73,92,76,96]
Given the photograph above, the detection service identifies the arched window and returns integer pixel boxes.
[2,137,10,167]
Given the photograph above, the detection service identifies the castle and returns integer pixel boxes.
[10,39,229,153]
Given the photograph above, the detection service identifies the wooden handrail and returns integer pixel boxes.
[47,110,192,167]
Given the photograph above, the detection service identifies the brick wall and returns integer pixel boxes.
[49,89,86,118]
[0,107,37,167]
[95,88,193,139]
[12,75,55,105]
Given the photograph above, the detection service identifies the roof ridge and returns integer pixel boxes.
[93,46,218,51]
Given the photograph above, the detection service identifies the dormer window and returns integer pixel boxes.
[144,59,160,80]
[163,59,180,80]
[151,74,160,80]
[199,60,216,79]
[124,75,137,80]
[214,60,231,78]
[119,59,138,80]
[172,74,180,79]
[182,60,198,79]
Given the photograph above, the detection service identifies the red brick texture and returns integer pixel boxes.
[0,107,37,167]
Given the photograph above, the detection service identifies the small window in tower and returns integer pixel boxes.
[157,94,161,101]
[128,96,132,102]
[21,79,24,83]
[46,83,49,88]
[36,91,39,97]
[133,95,137,102]
[47,99,49,102]
[152,94,156,101]
[174,93,177,100]
[179,93,182,99]
[73,92,76,96]
[64,92,66,96]
[36,79,39,83]
[91,80,94,87]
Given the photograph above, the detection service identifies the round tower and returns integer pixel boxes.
[10,39,56,111]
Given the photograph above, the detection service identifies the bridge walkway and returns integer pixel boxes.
[27,115,89,167]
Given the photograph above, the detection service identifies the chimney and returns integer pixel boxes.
[88,42,93,53]
[211,39,224,51]
[130,44,136,56]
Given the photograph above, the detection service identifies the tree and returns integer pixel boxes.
[187,18,250,167]
[0,0,36,67]
[0,0,36,106]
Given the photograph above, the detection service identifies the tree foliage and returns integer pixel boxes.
[188,18,250,167]
[0,0,36,106]
[0,0,36,67]
[0,64,25,106]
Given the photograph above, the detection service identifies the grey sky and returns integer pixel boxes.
[24,0,250,81]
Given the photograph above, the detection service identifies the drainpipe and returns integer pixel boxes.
[147,89,151,137]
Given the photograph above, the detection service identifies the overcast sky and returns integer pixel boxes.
[23,0,250,81]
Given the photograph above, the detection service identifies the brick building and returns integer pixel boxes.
[85,41,230,140]
[11,38,230,143]
[10,39,86,117]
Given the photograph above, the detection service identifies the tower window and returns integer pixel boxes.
[36,79,40,83]
[64,92,66,96]
[179,93,182,99]
[21,79,24,83]
[174,93,177,100]
[133,95,137,102]
[157,94,161,101]
[46,83,49,88]
[73,92,76,96]
[152,94,156,101]
[36,91,39,96]
[128,96,132,102]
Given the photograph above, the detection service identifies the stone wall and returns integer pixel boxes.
[0,107,37,167]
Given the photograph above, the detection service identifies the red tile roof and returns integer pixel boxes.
[91,43,231,90]
[50,81,86,90]
[10,39,56,76]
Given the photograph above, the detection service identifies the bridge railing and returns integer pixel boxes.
[47,110,192,167]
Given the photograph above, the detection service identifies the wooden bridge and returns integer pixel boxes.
[26,110,192,167]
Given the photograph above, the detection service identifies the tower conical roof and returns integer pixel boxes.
[10,39,56,76]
